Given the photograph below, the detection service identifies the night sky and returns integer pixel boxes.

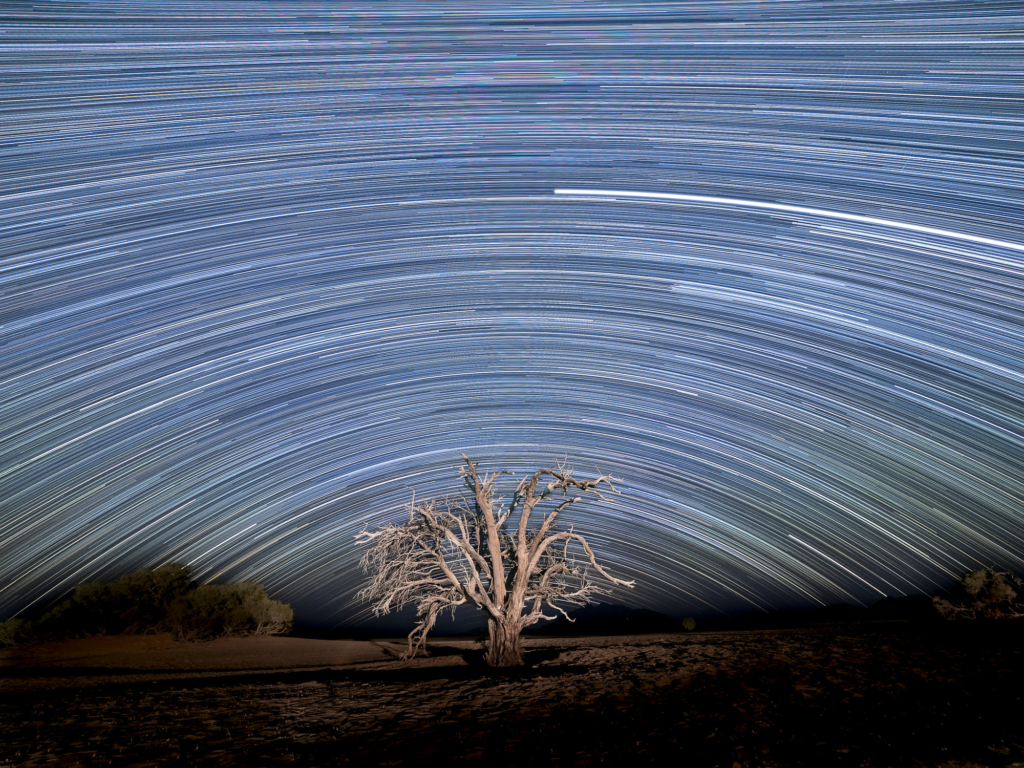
[2,2,1023,631]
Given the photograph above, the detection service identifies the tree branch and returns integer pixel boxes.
[528,530,634,589]
[461,454,510,606]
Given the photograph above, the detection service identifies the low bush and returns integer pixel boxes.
[0,617,30,649]
[933,568,1024,620]
[165,582,293,641]
[1,564,292,647]
[43,563,195,640]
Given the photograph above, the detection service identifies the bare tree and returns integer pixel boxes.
[356,455,635,666]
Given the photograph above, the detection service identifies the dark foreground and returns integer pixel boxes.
[2,621,1023,767]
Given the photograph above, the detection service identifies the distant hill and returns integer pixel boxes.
[523,603,685,636]
[302,594,941,641]
[695,594,939,632]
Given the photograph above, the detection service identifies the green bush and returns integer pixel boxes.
[933,568,1024,620]
[680,616,697,631]
[61,563,196,639]
[26,563,196,641]
[2,564,292,646]
[0,618,30,648]
[166,583,293,641]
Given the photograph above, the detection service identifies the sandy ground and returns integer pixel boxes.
[2,622,1023,767]
[0,634,390,687]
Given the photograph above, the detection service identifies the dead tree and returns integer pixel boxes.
[356,455,634,666]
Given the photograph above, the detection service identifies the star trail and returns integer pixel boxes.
[2,1,1023,629]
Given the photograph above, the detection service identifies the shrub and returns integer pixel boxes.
[165,583,293,641]
[680,617,697,631]
[933,568,1024,620]
[28,563,196,641]
[1,565,292,646]
[100,562,195,634]
[0,618,30,648]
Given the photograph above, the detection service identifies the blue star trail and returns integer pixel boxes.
[2,1,1023,629]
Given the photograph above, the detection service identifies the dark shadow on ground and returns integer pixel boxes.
[0,657,591,693]
[426,642,566,668]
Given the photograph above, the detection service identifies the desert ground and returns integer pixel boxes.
[2,621,1023,767]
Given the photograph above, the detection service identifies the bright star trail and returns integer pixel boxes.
[2,1,1023,630]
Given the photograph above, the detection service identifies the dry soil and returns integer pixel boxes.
[2,621,1023,767]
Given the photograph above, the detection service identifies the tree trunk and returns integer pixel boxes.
[486,617,524,667]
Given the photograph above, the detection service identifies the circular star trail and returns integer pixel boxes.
[2,1,1023,628]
